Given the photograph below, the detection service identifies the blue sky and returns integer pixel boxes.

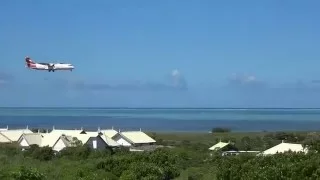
[0,0,320,107]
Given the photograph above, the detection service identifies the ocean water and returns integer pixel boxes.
[1,108,320,132]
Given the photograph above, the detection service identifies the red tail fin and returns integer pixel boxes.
[25,56,33,63]
[25,56,35,68]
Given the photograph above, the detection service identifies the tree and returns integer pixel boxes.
[71,137,83,147]
[23,145,54,161]
[241,136,252,151]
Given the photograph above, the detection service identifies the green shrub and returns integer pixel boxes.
[11,166,45,180]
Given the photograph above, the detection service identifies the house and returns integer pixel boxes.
[209,141,238,152]
[15,128,119,152]
[16,132,74,152]
[0,127,33,142]
[112,130,156,147]
[73,134,111,150]
[40,133,75,152]
[51,135,74,152]
[259,141,308,156]
[85,129,120,147]
[209,140,238,151]
[18,133,44,148]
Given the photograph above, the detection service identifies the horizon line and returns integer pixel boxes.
[0,106,320,109]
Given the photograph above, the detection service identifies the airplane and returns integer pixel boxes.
[25,56,74,72]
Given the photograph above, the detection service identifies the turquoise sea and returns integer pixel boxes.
[1,108,320,132]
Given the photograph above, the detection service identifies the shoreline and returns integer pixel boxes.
[1,124,319,134]
[1,108,320,132]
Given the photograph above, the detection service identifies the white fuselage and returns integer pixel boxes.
[31,63,74,71]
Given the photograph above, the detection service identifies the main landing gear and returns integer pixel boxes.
[48,64,55,72]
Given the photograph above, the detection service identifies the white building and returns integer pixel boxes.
[86,128,120,147]
[209,141,231,151]
[18,133,44,148]
[18,132,74,152]
[259,141,308,156]
[51,135,75,152]
[112,130,156,147]
[209,140,238,151]
[16,128,121,152]
[0,127,33,142]
[4,126,156,152]
[74,134,113,150]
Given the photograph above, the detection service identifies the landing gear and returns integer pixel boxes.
[48,64,55,72]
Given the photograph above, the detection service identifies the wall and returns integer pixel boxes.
[86,137,108,150]
[52,138,66,152]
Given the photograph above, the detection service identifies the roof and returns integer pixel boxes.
[209,141,230,150]
[0,133,11,143]
[100,129,118,138]
[41,133,75,148]
[78,131,119,146]
[100,134,120,147]
[85,131,100,136]
[50,129,85,134]
[0,129,33,141]
[118,131,156,144]
[19,133,43,146]
[0,126,8,131]
[73,134,93,144]
[40,133,64,147]
[261,142,308,155]
[50,129,86,136]
[54,135,74,148]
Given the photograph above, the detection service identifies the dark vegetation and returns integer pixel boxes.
[1,131,320,179]
[211,127,231,133]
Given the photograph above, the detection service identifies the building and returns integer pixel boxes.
[259,141,308,156]
[2,126,158,152]
[112,130,156,147]
[209,140,238,152]
[18,133,44,148]
[79,134,110,149]
[15,128,121,152]
[51,135,74,152]
[17,132,74,152]
[0,127,33,142]
[85,128,120,147]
